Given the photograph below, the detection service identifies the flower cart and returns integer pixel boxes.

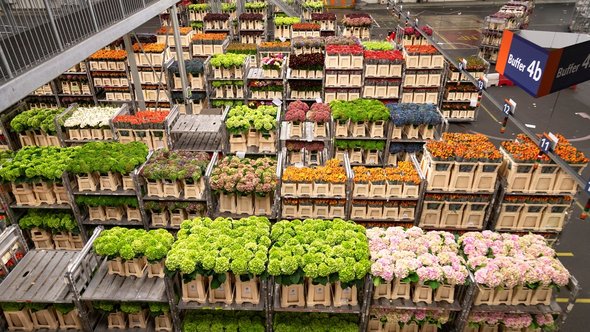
[280,159,350,219]
[284,141,329,166]
[19,210,81,250]
[274,16,300,40]
[325,44,364,70]
[292,23,321,38]
[368,227,470,306]
[166,217,271,307]
[76,195,144,227]
[132,43,170,68]
[209,156,279,217]
[342,13,373,40]
[420,193,490,230]
[88,49,127,72]
[10,107,63,147]
[291,36,325,55]
[168,59,205,91]
[442,55,489,122]
[388,103,444,142]
[331,98,390,139]
[191,33,230,57]
[223,104,279,154]
[311,13,337,34]
[283,100,331,140]
[188,3,210,23]
[268,219,370,310]
[302,0,323,20]
[203,13,231,32]
[112,106,175,150]
[55,105,122,145]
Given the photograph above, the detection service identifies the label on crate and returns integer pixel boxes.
[272,98,282,106]
[244,286,251,294]
[236,152,246,158]
[290,288,297,295]
[470,99,478,107]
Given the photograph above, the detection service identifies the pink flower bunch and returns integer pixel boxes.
[535,314,555,328]
[503,314,533,329]
[468,311,506,325]
[367,227,468,285]
[371,309,449,326]
[307,103,331,123]
[209,156,278,196]
[326,44,363,55]
[285,100,309,122]
[459,231,570,288]
[342,13,372,27]
[469,312,533,329]
[261,53,285,69]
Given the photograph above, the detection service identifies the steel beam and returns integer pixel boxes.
[0,0,178,112]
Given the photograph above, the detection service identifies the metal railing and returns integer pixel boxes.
[0,0,158,84]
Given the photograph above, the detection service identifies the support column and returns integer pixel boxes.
[123,34,146,110]
[170,6,190,107]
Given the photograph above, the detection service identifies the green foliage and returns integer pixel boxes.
[274,313,358,332]
[190,21,204,29]
[93,227,174,261]
[221,3,236,12]
[120,302,142,314]
[362,41,394,51]
[182,311,265,332]
[67,141,148,175]
[0,302,24,312]
[244,1,267,9]
[10,108,64,134]
[0,146,77,182]
[54,303,76,314]
[19,210,78,233]
[25,303,48,312]
[302,0,323,9]
[212,80,244,88]
[211,100,243,108]
[75,196,139,208]
[148,302,169,316]
[165,217,271,283]
[142,150,210,182]
[210,53,248,69]
[274,16,301,26]
[268,219,371,286]
[188,3,209,11]
[334,140,385,151]
[330,99,389,122]
[225,105,277,134]
[93,301,117,313]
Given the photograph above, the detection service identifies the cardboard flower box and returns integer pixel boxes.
[281,284,305,307]
[182,275,207,303]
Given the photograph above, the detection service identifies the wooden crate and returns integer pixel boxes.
[422,151,453,191]
[516,204,545,230]
[449,161,477,191]
[539,204,569,231]
[500,148,534,193]
[474,161,501,192]
[495,204,523,230]
[440,202,466,229]
[419,202,443,228]
[461,202,487,229]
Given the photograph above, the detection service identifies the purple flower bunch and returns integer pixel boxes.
[459,231,570,288]
[209,156,277,196]
[367,227,468,285]
[204,13,229,22]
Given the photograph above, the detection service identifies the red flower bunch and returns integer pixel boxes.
[364,50,404,62]
[285,100,309,122]
[292,22,321,31]
[405,45,439,55]
[307,103,331,123]
[421,25,433,36]
[113,111,169,129]
[404,27,415,36]
[326,44,363,55]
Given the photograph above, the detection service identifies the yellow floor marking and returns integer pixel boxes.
[556,252,574,257]
[557,298,590,304]
[481,103,500,123]
[436,32,457,50]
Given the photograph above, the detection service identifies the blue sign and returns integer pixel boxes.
[550,40,590,93]
[499,33,550,97]
[539,136,552,153]
[585,179,590,195]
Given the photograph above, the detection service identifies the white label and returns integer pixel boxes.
[272,98,282,106]
[236,152,246,158]
[402,213,408,218]
[315,98,322,103]
[469,99,478,107]
[290,288,297,295]
[244,286,251,294]
[317,287,323,293]
[279,37,286,42]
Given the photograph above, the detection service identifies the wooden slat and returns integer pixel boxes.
[80,260,166,302]
[25,251,75,302]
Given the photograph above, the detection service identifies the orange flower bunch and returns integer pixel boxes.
[259,41,291,49]
[292,22,321,31]
[405,45,439,55]
[192,33,228,41]
[503,134,588,164]
[427,133,501,162]
[157,26,193,35]
[132,43,167,53]
[282,159,346,183]
[353,161,420,184]
[89,49,127,60]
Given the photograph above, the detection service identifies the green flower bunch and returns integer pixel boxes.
[274,16,301,26]
[120,302,142,314]
[302,0,323,10]
[19,210,78,233]
[210,53,248,69]
[165,217,271,287]
[268,219,371,287]
[54,304,76,315]
[93,227,174,261]
[244,1,267,9]
[362,41,394,51]
[67,141,148,175]
[274,313,359,332]
[142,150,210,182]
[148,303,170,316]
[93,301,117,313]
[330,98,390,123]
[75,196,139,208]
[221,2,236,12]
[10,107,64,134]
[188,3,209,11]
[183,311,265,332]
[334,140,385,151]
[225,105,277,134]
[0,146,78,182]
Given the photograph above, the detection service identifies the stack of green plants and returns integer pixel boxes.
[225,105,277,134]
[93,301,169,315]
[330,99,389,123]
[93,227,174,262]
[274,16,301,26]
[334,140,385,151]
[10,108,64,134]
[165,217,271,288]
[67,141,148,176]
[268,219,371,287]
[144,201,207,216]
[182,311,265,332]
[19,210,78,233]
[75,196,139,208]
[210,53,248,68]
[142,150,210,183]
[0,146,77,182]
[361,41,394,51]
